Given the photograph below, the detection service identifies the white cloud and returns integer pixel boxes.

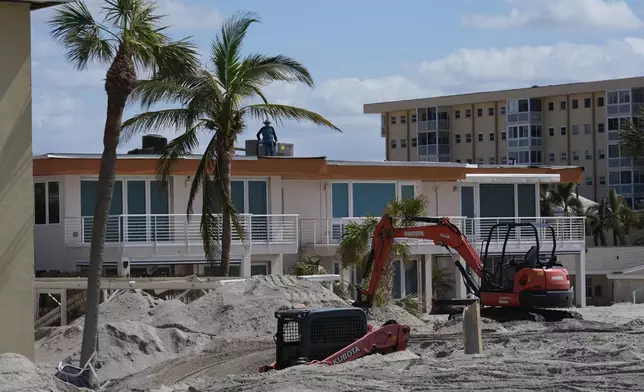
[462,0,643,30]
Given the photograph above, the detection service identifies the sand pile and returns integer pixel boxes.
[0,353,86,392]
[71,289,163,326]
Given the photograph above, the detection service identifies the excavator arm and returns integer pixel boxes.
[353,215,485,309]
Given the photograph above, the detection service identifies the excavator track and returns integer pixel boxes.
[448,306,583,323]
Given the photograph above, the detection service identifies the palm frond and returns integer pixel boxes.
[154,125,200,185]
[290,255,327,276]
[395,294,421,318]
[245,103,341,132]
[233,53,315,96]
[619,106,644,160]
[120,108,197,143]
[336,218,378,270]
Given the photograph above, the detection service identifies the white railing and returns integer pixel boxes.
[64,214,299,247]
[300,216,585,247]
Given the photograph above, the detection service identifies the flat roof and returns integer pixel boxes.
[364,76,644,114]
[2,0,70,10]
[32,153,584,183]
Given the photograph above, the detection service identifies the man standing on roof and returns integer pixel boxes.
[256,120,278,156]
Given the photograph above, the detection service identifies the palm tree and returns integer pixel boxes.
[586,188,635,246]
[48,0,200,372]
[337,195,427,306]
[541,183,584,216]
[121,11,340,276]
[618,106,644,161]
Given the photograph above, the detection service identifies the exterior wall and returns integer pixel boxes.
[496,100,508,164]
[594,90,609,200]
[612,279,644,303]
[0,1,35,359]
[473,102,497,165]
[387,110,410,161]
[451,104,474,163]
[421,182,461,216]
[568,93,596,199]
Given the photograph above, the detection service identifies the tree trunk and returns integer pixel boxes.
[218,146,233,276]
[79,47,135,371]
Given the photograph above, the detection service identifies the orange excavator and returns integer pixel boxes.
[259,215,580,372]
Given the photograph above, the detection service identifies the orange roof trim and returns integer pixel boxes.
[32,155,583,183]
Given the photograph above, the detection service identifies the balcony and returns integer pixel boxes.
[300,216,585,256]
[64,214,299,260]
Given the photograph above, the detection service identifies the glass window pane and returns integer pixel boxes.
[34,183,46,225]
[127,181,146,242]
[401,185,415,200]
[251,264,268,276]
[332,183,349,218]
[405,260,418,295]
[393,260,402,299]
[47,182,60,224]
[150,181,170,242]
[232,181,246,213]
[518,184,536,217]
[352,183,396,217]
[480,184,515,218]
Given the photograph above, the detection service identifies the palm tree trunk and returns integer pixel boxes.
[218,146,233,276]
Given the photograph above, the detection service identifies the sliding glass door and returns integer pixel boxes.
[80,180,123,243]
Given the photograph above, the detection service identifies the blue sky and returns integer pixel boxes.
[30,0,644,160]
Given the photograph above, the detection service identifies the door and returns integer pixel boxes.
[80,180,123,242]
[248,180,268,241]
[126,180,147,242]
[150,181,170,241]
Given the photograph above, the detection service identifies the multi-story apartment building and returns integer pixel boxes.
[365,77,644,208]
[32,148,589,306]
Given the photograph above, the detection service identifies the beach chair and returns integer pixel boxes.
[54,351,110,390]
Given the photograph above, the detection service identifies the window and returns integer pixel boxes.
[465,109,472,118]
[477,108,483,117]
[572,99,579,109]
[586,278,593,298]
[584,98,591,108]
[548,102,554,111]
[572,125,579,135]
[501,131,507,140]
[561,152,567,161]
[585,150,593,160]
[598,149,605,159]
[549,153,555,162]
[598,123,605,133]
[501,156,507,164]
[400,184,415,200]
[560,101,566,110]
[489,132,495,141]
[390,139,396,148]
[391,116,396,124]
[455,110,461,119]
[599,176,606,185]
[598,96,604,107]
[572,151,580,161]
[411,137,417,147]
[453,134,461,143]
[586,176,593,185]
[466,133,472,143]
[400,115,406,124]
[400,138,407,148]
[478,133,483,142]
[477,157,484,164]
[489,157,496,164]
[35,181,60,225]
[411,114,417,123]
[500,106,506,115]
[548,127,554,136]
[560,126,567,136]
[488,107,494,116]
[584,124,591,134]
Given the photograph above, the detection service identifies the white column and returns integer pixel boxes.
[60,289,67,326]
[242,253,252,277]
[271,254,283,275]
[34,291,40,321]
[416,257,424,313]
[424,255,433,314]
[454,258,467,299]
[574,251,586,307]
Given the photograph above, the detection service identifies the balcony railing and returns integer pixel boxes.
[65,214,299,247]
[300,216,585,248]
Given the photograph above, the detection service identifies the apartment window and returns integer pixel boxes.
[390,139,397,148]
[598,149,605,159]
[598,96,605,107]
[561,152,567,161]
[572,125,579,135]
[488,108,494,116]
[549,153,555,162]
[465,109,472,118]
[400,115,406,124]
[466,133,472,143]
[584,124,591,134]
[548,127,554,136]
[411,137,417,147]
[455,110,461,119]
[391,116,396,124]
[489,132,495,141]
[411,114,417,123]
[478,133,483,142]
[400,138,407,148]
[455,134,461,143]
[598,123,605,133]
[477,157,484,164]
[489,157,496,164]
[548,102,554,111]
[599,176,606,185]
[35,181,60,225]
[560,126,567,136]
[501,131,507,140]
[501,156,507,164]
[572,151,580,161]
[584,98,591,108]
[560,101,566,110]
[500,106,506,115]
[477,108,483,117]
[586,176,593,186]
[572,99,579,109]
[585,150,593,160]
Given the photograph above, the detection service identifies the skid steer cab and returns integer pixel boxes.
[258,307,410,372]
